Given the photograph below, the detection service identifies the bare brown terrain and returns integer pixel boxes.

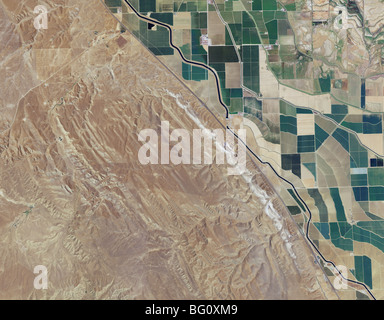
[0,0,339,299]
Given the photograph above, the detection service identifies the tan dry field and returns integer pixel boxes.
[297,114,315,136]
[225,63,241,89]
[207,10,226,46]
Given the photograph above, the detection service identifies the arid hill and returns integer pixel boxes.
[0,0,338,299]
